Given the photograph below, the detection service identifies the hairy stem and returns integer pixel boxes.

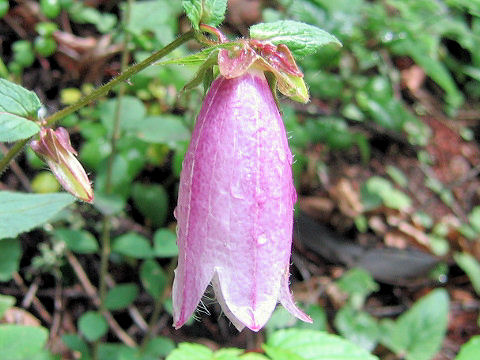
[0,30,195,175]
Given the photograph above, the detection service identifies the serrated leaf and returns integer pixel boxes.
[0,79,42,117]
[140,259,167,298]
[0,238,21,281]
[112,232,153,259]
[249,20,341,58]
[182,0,227,30]
[78,311,108,342]
[0,192,74,240]
[183,0,202,30]
[54,228,99,254]
[0,113,40,142]
[456,335,480,360]
[105,283,139,311]
[0,325,48,360]
[166,343,213,360]
[153,229,178,258]
[380,289,449,360]
[265,329,379,360]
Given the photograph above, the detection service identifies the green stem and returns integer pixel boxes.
[0,30,195,175]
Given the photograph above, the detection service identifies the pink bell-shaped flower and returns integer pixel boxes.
[172,68,311,331]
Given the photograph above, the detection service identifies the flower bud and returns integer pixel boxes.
[173,69,311,331]
[31,127,93,203]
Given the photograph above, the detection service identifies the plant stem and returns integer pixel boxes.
[0,29,195,175]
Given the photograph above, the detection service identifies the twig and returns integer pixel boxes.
[0,144,32,191]
[13,272,52,324]
[49,275,63,343]
[21,277,39,308]
[65,251,137,347]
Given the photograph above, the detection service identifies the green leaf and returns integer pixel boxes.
[0,78,42,142]
[140,259,167,298]
[0,79,42,117]
[132,183,169,228]
[265,304,327,334]
[0,325,48,360]
[105,283,139,311]
[249,20,341,58]
[386,165,408,188]
[468,206,480,233]
[240,354,269,360]
[265,329,379,360]
[166,343,213,360]
[112,232,153,259]
[153,229,178,258]
[134,115,190,147]
[54,228,99,254]
[0,294,15,319]
[0,113,40,142]
[334,306,380,352]
[144,336,176,358]
[0,192,74,240]
[456,335,480,360]
[380,289,449,360]
[183,0,227,30]
[337,268,379,299]
[78,311,108,342]
[97,343,137,360]
[99,96,146,135]
[0,238,21,281]
[61,334,90,357]
[454,252,480,296]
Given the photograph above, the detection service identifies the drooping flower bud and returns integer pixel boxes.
[31,127,93,203]
[173,68,311,331]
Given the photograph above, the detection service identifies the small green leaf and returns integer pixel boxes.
[183,0,227,30]
[54,228,99,254]
[249,20,341,58]
[61,334,90,357]
[386,165,408,188]
[334,306,380,352]
[380,289,449,360]
[0,192,74,240]
[140,259,167,298]
[97,343,137,360]
[456,335,480,360]
[99,96,146,135]
[166,343,213,360]
[454,252,480,296]
[105,283,139,310]
[265,329,379,360]
[337,268,379,300]
[112,232,153,259]
[78,311,108,342]
[0,325,48,360]
[468,206,480,233]
[132,183,169,228]
[154,229,178,258]
[0,294,15,319]
[0,239,21,281]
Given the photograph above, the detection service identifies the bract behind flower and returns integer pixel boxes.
[173,69,311,331]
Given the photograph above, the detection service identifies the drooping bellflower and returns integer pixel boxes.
[173,40,312,331]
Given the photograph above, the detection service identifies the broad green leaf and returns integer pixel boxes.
[54,228,99,254]
[132,183,169,228]
[0,294,15,319]
[134,115,190,147]
[183,0,227,30]
[249,20,341,58]
[454,252,480,296]
[334,306,380,352]
[112,232,153,259]
[105,283,138,311]
[97,343,137,360]
[78,311,108,342]
[266,305,327,334]
[166,343,213,360]
[0,113,40,142]
[0,239,21,281]
[0,192,74,239]
[153,229,178,258]
[140,259,167,298]
[144,336,176,358]
[99,96,146,135]
[380,289,449,360]
[265,329,379,360]
[0,325,48,360]
[456,335,480,360]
